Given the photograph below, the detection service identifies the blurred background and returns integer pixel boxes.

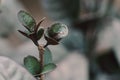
[0,0,120,80]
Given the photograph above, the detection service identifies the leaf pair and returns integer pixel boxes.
[24,48,56,75]
[18,10,45,44]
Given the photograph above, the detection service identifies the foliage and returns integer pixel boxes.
[18,10,68,80]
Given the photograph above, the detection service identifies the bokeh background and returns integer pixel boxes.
[0,0,120,80]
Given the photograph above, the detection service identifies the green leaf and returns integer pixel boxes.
[37,28,44,40]
[18,10,36,32]
[44,47,52,65]
[24,55,41,75]
[41,63,56,74]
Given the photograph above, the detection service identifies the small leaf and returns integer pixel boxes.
[44,32,59,45]
[37,28,44,40]
[18,10,36,32]
[18,30,29,38]
[24,55,41,75]
[35,17,46,32]
[44,47,52,65]
[41,63,56,74]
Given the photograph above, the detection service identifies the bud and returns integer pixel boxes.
[47,23,68,41]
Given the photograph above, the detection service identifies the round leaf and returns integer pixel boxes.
[18,10,36,32]
[41,63,57,74]
[24,55,41,75]
[44,47,52,65]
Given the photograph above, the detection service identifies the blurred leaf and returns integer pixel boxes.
[24,55,41,75]
[0,56,36,80]
[62,29,85,52]
[41,63,56,74]
[44,47,52,65]
[18,10,36,32]
[37,28,44,40]
[42,0,80,21]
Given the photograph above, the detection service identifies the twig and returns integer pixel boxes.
[38,45,45,80]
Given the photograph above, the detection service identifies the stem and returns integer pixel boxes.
[38,45,44,80]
